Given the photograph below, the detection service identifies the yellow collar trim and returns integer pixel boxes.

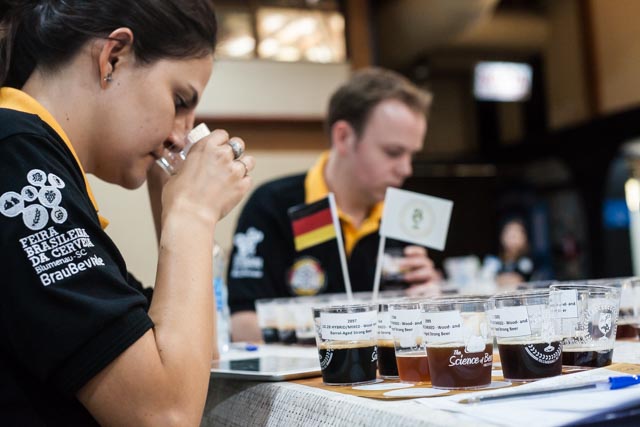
[0,87,109,229]
[304,151,383,256]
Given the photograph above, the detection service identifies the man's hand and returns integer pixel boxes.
[398,245,442,297]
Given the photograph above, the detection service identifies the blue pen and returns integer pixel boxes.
[458,375,640,404]
[229,342,259,352]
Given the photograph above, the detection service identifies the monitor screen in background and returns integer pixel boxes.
[473,61,533,102]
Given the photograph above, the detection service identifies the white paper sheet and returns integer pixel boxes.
[416,366,640,427]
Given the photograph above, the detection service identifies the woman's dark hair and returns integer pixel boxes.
[325,67,433,138]
[0,0,218,88]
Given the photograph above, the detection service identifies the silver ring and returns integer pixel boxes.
[236,159,249,177]
[228,139,244,160]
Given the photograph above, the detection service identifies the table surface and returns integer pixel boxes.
[201,340,640,427]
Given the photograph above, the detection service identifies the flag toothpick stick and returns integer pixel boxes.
[328,193,353,301]
[371,236,386,303]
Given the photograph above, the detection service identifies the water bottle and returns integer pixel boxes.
[213,243,230,353]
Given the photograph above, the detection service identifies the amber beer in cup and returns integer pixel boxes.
[550,283,621,368]
[313,303,378,385]
[377,302,399,378]
[389,301,429,383]
[489,290,562,381]
[421,297,493,389]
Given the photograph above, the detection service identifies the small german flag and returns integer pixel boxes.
[288,197,337,252]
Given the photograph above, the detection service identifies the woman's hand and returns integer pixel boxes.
[161,129,254,229]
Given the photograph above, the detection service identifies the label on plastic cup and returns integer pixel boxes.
[422,311,464,343]
[378,311,393,339]
[390,309,423,347]
[320,311,377,341]
[553,290,578,318]
[488,306,532,338]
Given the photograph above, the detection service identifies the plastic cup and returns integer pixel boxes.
[377,301,399,378]
[421,296,493,390]
[389,301,430,383]
[275,298,297,344]
[293,296,322,346]
[313,303,378,385]
[255,298,279,343]
[549,283,621,368]
[489,290,563,381]
[585,277,640,339]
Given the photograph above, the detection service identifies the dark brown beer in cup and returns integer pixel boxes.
[562,348,613,367]
[295,335,316,346]
[377,340,398,377]
[278,327,297,344]
[427,344,493,389]
[318,342,377,385]
[261,327,279,343]
[617,324,637,338]
[498,341,562,381]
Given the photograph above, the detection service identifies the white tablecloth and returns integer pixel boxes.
[201,341,640,427]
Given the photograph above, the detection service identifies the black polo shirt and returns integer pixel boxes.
[0,90,153,425]
[227,171,404,314]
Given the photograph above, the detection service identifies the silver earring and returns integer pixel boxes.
[103,73,113,83]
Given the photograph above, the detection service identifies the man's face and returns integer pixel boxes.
[348,99,427,204]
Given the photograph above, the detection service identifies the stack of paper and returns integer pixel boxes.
[416,364,640,426]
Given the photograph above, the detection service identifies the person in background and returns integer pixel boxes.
[228,67,440,342]
[494,217,536,287]
[0,1,253,425]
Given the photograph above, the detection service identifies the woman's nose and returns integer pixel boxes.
[163,133,184,153]
[165,113,196,152]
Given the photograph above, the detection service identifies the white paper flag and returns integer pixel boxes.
[380,188,453,250]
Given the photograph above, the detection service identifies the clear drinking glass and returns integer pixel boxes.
[155,123,210,175]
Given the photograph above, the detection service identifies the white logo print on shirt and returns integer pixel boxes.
[0,169,68,230]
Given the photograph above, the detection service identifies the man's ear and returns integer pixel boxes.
[98,27,134,89]
[331,120,357,155]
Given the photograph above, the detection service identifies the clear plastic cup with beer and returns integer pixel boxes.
[549,283,621,368]
[377,301,399,378]
[313,303,378,385]
[421,296,493,389]
[389,300,430,383]
[489,289,563,381]
[255,298,279,343]
[585,277,640,339]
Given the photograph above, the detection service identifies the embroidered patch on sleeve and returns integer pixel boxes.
[2,169,105,286]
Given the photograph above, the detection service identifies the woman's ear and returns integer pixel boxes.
[331,120,357,155]
[98,27,134,89]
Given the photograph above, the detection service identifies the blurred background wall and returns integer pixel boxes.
[89,0,640,287]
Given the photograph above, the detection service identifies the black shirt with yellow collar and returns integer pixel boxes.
[0,88,153,425]
[228,152,402,314]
